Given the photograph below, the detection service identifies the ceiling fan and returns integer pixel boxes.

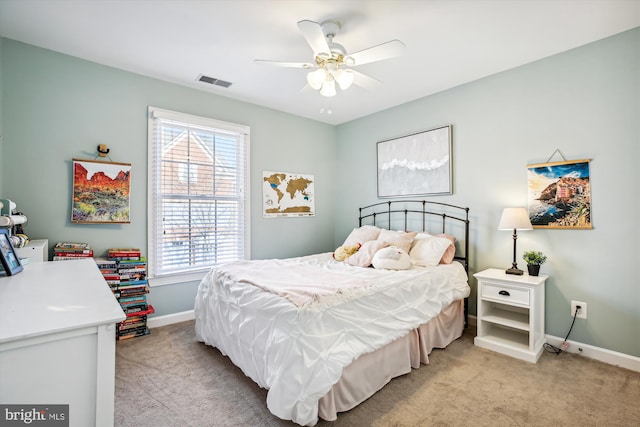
[254,20,405,97]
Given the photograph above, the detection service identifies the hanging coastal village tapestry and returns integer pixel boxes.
[72,158,131,223]
[527,159,591,229]
[262,171,315,217]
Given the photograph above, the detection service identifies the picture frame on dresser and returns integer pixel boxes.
[0,229,23,276]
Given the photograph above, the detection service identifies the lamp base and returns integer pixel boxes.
[505,267,524,275]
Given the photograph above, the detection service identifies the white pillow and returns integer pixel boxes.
[372,246,411,270]
[413,232,433,241]
[409,235,453,267]
[343,225,382,246]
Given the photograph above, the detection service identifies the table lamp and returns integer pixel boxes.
[498,207,533,275]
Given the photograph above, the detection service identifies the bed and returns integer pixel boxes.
[195,200,470,426]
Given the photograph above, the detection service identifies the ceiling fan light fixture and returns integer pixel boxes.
[334,69,354,90]
[307,68,326,90]
[320,78,336,97]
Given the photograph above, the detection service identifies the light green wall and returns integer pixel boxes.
[1,39,336,316]
[335,28,640,357]
[2,28,639,357]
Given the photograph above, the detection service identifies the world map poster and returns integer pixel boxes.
[263,171,315,217]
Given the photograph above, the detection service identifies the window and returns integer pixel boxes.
[178,163,198,183]
[148,107,250,281]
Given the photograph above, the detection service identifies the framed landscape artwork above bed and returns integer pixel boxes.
[377,125,452,198]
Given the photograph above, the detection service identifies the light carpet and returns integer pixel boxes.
[115,320,639,426]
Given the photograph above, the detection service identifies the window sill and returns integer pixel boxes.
[149,270,209,287]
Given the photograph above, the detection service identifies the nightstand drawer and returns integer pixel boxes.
[481,283,530,306]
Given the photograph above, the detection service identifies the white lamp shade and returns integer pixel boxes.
[307,68,326,90]
[334,69,354,90]
[320,78,336,97]
[498,207,533,230]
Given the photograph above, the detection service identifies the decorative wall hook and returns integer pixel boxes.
[95,144,113,161]
[97,144,110,157]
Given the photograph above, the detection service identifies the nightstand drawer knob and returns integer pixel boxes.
[498,290,510,296]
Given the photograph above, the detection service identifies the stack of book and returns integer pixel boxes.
[108,247,144,261]
[94,257,119,292]
[53,242,93,260]
[96,248,154,341]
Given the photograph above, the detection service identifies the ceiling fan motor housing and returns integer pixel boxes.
[319,20,348,61]
[321,20,341,39]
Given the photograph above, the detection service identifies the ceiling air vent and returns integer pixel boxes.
[197,74,232,88]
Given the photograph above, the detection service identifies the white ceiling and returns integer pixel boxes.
[1,0,638,125]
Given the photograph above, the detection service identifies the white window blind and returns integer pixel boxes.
[148,107,249,279]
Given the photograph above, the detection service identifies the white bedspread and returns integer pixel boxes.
[194,253,470,426]
[215,258,372,307]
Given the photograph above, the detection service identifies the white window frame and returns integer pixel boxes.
[147,106,250,286]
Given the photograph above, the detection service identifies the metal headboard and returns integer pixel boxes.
[358,200,470,325]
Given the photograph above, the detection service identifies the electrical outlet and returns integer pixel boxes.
[571,300,587,319]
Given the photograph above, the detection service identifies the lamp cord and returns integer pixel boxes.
[544,306,579,355]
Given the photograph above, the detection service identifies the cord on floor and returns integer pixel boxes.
[544,306,579,355]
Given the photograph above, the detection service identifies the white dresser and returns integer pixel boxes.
[0,259,125,426]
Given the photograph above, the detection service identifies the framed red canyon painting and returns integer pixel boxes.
[72,158,132,224]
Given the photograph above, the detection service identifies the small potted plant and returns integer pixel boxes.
[522,250,547,276]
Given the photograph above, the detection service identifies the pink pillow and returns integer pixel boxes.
[437,233,456,264]
[346,240,390,267]
[377,229,416,252]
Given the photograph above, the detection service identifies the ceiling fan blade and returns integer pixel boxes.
[300,84,315,93]
[346,40,405,66]
[297,20,331,57]
[351,70,383,90]
[253,59,315,69]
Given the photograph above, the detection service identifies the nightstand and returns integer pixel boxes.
[474,268,547,363]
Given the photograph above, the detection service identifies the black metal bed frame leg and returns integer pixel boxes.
[464,298,469,328]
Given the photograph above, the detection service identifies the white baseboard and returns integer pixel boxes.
[469,315,638,372]
[545,334,640,372]
[147,310,195,329]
